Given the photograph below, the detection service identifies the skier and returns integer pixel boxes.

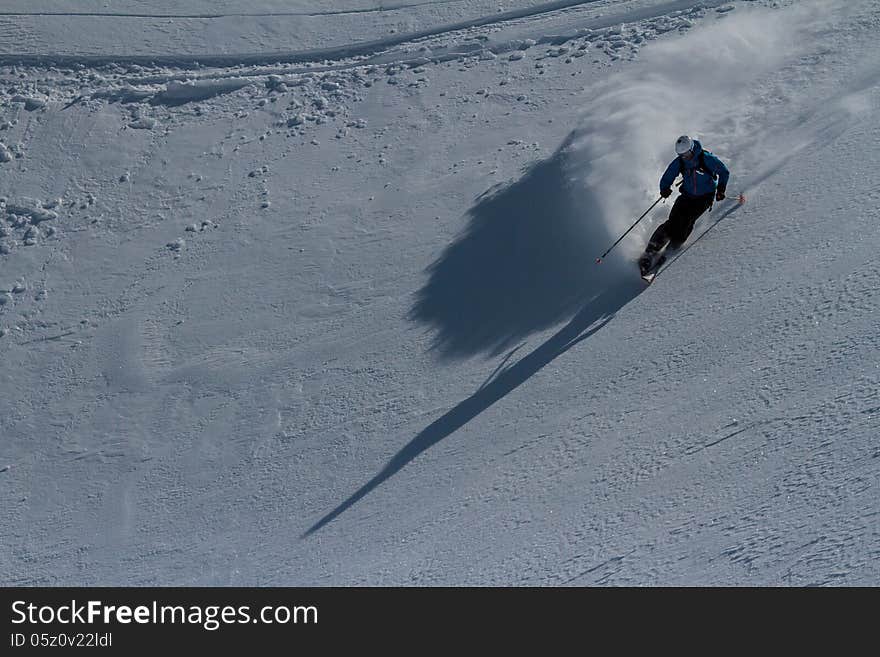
[639,135,730,277]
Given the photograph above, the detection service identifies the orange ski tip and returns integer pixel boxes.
[737,193,746,205]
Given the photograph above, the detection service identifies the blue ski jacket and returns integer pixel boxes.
[660,139,730,197]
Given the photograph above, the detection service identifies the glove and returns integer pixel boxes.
[660,188,672,199]
[715,188,726,202]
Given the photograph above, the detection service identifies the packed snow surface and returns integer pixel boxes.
[1,0,879,585]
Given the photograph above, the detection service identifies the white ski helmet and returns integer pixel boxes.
[675,135,694,155]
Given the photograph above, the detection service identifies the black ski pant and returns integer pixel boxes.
[645,192,714,254]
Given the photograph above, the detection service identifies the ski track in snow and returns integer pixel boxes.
[2,0,880,586]
[0,0,732,68]
[1,1,591,20]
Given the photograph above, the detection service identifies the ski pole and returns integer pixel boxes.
[595,196,662,264]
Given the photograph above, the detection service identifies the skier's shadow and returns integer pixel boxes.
[409,131,631,359]
[304,131,646,536]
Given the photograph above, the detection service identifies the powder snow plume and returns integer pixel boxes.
[565,0,848,259]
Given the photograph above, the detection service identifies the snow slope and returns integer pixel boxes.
[1,0,878,585]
